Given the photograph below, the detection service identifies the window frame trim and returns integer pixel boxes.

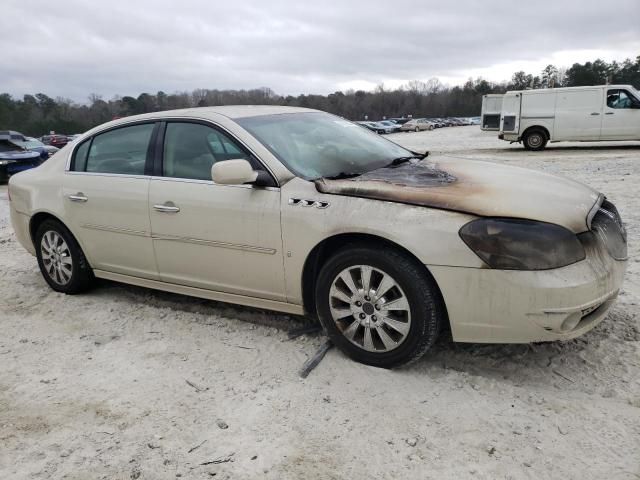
[154,118,279,187]
[67,119,159,176]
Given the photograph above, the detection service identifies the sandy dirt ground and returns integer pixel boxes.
[1,127,639,479]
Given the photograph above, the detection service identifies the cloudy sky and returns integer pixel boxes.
[2,0,639,102]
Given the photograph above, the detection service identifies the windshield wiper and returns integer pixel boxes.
[386,151,429,167]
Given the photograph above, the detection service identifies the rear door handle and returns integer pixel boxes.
[590,112,600,116]
[68,192,88,202]
[153,202,180,213]
[605,112,614,115]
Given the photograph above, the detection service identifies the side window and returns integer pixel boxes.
[72,139,91,171]
[162,122,252,181]
[606,89,636,109]
[84,123,154,175]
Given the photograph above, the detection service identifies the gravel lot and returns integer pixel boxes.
[1,126,639,479]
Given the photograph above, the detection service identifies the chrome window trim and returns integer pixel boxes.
[64,170,151,180]
[64,171,150,180]
[149,175,279,191]
[65,119,158,172]
[66,115,282,187]
[159,117,280,187]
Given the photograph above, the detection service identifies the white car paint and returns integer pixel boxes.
[499,84,640,146]
[8,106,627,347]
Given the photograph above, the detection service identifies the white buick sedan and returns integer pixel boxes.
[8,106,628,367]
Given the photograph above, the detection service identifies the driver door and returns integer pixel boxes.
[148,121,286,301]
[601,88,640,140]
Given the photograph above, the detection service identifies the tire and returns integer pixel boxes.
[35,219,95,294]
[523,129,548,151]
[415,127,420,132]
[315,245,444,368]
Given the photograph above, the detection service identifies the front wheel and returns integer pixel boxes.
[523,129,548,151]
[315,246,444,368]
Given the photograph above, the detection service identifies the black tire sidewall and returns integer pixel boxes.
[524,130,547,151]
[35,219,94,294]
[315,246,442,368]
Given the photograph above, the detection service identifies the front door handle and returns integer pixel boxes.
[68,192,88,202]
[153,202,180,213]
[605,112,614,115]
[590,112,600,116]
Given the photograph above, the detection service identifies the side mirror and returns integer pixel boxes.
[212,159,259,185]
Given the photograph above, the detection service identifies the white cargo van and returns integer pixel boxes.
[480,94,504,131]
[499,85,640,150]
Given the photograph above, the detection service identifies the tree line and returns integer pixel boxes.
[1,55,638,137]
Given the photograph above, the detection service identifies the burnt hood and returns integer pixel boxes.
[314,157,601,233]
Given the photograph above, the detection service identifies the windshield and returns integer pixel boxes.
[236,112,412,180]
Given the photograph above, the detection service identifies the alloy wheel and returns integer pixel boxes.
[40,230,73,285]
[328,265,411,353]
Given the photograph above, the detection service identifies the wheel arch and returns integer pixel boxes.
[300,232,449,328]
[29,212,89,267]
[29,211,67,244]
[521,125,550,142]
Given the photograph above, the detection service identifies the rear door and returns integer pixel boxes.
[554,88,602,140]
[63,122,159,280]
[148,120,286,301]
[500,93,521,134]
[601,88,640,140]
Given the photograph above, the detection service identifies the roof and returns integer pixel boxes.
[119,105,320,122]
[506,84,638,95]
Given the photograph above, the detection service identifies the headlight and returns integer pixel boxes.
[0,160,11,165]
[459,218,585,270]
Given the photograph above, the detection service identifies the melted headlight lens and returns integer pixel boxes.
[459,218,586,270]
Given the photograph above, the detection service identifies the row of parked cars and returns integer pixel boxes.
[0,131,80,182]
[356,117,481,134]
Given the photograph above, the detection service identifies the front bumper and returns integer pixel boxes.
[429,246,627,344]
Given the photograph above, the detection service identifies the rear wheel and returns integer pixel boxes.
[315,245,444,368]
[35,219,95,294]
[414,127,420,132]
[523,129,548,151]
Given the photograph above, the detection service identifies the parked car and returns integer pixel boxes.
[499,84,640,150]
[356,121,393,134]
[426,118,444,128]
[40,134,69,149]
[12,135,54,161]
[390,118,411,125]
[23,137,59,157]
[0,137,42,183]
[8,106,627,368]
[0,131,48,161]
[400,118,434,132]
[377,120,402,133]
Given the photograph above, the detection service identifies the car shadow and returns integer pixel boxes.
[96,278,637,393]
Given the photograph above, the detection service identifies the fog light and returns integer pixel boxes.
[560,313,581,332]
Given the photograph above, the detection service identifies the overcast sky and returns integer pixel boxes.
[2,0,639,102]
